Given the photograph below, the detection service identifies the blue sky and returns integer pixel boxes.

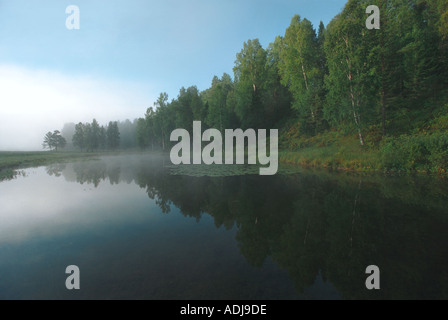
[0,0,347,150]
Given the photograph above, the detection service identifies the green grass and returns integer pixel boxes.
[3,123,447,181]
[278,122,448,175]
[0,151,106,180]
[279,131,382,172]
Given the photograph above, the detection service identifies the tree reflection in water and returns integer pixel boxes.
[51,154,448,299]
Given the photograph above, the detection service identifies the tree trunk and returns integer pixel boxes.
[349,80,365,146]
[381,74,386,137]
[347,55,365,146]
[380,0,386,137]
[300,59,315,122]
[220,107,223,133]
[357,127,365,146]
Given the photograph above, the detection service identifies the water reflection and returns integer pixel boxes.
[45,163,66,177]
[49,155,448,299]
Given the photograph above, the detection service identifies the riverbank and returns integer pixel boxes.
[279,139,380,173]
[2,131,448,181]
[279,126,448,176]
[0,151,106,180]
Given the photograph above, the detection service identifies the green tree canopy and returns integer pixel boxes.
[42,130,66,151]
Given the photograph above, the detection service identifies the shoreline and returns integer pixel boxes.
[1,149,447,181]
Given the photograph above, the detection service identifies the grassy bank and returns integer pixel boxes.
[279,136,381,172]
[0,151,106,180]
[279,122,448,175]
[2,124,447,181]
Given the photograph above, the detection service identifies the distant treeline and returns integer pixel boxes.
[55,0,448,171]
[58,119,138,151]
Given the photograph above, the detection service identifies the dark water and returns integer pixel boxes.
[0,154,447,300]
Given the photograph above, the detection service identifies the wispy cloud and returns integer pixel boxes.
[0,64,154,150]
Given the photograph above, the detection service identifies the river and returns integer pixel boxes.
[0,154,446,299]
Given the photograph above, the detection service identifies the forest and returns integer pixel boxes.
[52,0,448,173]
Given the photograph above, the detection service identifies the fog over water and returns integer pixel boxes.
[0,154,447,299]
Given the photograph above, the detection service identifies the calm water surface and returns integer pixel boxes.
[0,154,447,299]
